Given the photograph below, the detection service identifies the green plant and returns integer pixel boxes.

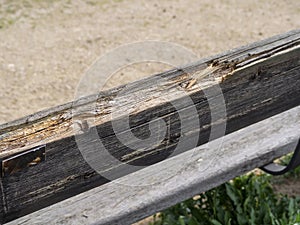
[151,173,300,225]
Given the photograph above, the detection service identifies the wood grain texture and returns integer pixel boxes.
[8,105,300,225]
[0,29,300,223]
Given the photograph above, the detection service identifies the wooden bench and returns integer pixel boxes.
[1,29,300,224]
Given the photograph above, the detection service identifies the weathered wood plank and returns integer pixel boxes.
[0,29,300,222]
[8,105,300,225]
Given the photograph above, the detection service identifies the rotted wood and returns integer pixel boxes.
[0,29,300,223]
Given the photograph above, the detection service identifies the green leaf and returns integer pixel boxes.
[237,213,247,225]
[250,207,256,225]
[210,219,223,225]
[224,211,232,224]
[187,217,199,225]
[288,198,295,218]
[178,216,186,225]
[225,183,239,205]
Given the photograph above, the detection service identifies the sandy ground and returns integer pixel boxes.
[0,0,299,224]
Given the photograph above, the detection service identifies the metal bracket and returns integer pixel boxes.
[260,139,300,175]
[0,145,46,177]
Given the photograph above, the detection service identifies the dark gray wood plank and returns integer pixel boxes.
[0,29,299,223]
